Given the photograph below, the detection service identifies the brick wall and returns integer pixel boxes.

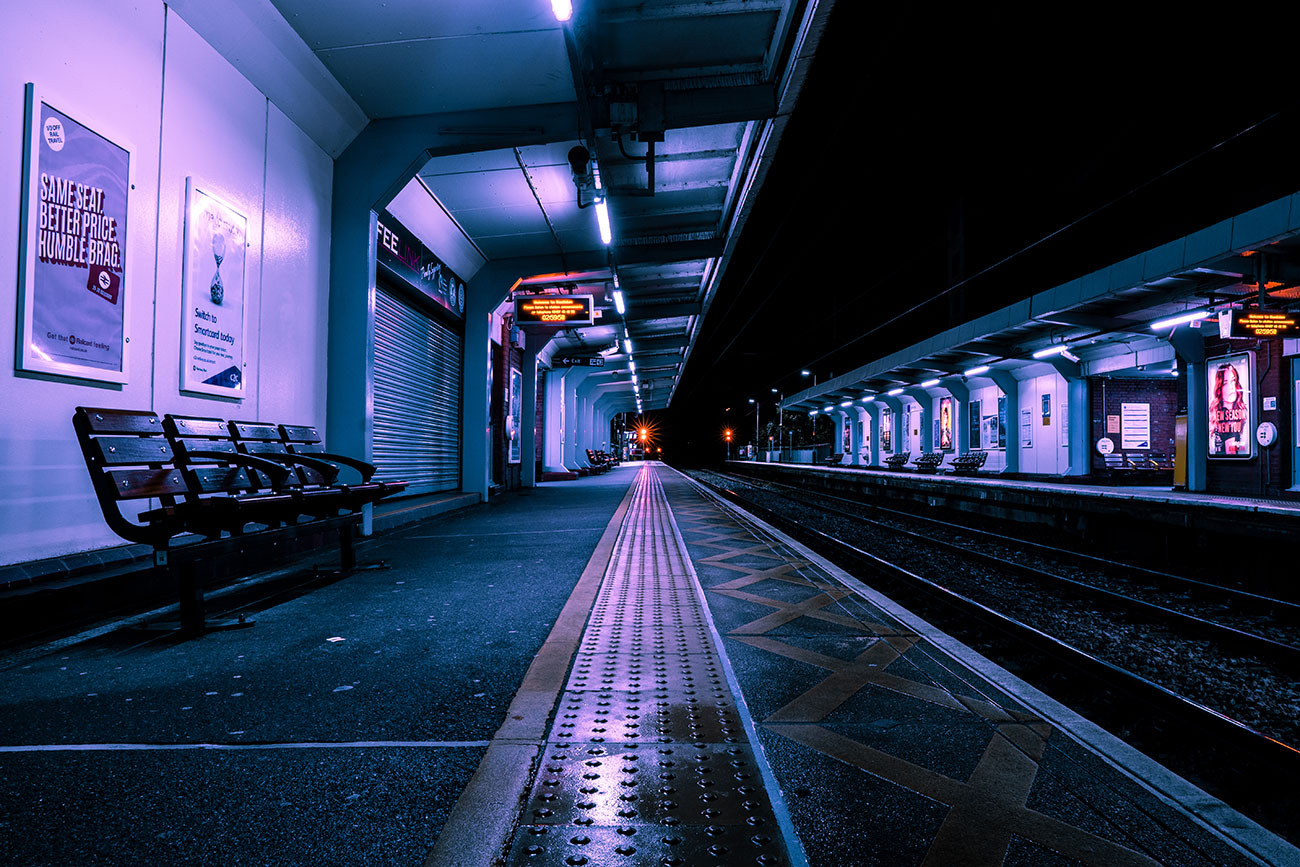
[1089,376,1180,472]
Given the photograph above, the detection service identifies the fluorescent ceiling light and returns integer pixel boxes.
[628,360,635,372]
[840,400,853,407]
[920,378,940,388]
[612,289,625,315]
[1149,310,1210,330]
[886,387,903,396]
[595,199,612,245]
[861,395,875,403]
[623,338,633,353]
[1032,344,1069,359]
[551,0,573,21]
[963,364,990,376]
[823,405,834,412]
[808,410,818,416]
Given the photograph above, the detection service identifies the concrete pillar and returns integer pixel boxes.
[853,406,870,465]
[1167,325,1207,491]
[521,343,539,487]
[861,402,882,466]
[1047,359,1088,476]
[990,371,1020,474]
[902,389,932,453]
[831,410,847,463]
[563,368,594,469]
[543,367,567,473]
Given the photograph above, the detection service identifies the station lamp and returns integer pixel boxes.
[886,387,903,396]
[920,378,940,388]
[963,364,991,377]
[1032,344,1070,359]
[839,400,852,407]
[1150,310,1211,330]
[551,0,573,21]
[861,395,875,403]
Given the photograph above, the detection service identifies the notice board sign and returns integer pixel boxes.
[181,180,246,396]
[508,368,522,464]
[515,294,594,326]
[1208,352,1254,458]
[17,83,132,383]
[1120,403,1150,449]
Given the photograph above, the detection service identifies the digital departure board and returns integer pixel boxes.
[514,294,594,326]
[1229,310,1298,338]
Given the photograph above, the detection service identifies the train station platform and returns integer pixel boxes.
[726,461,1300,583]
[1,464,1294,866]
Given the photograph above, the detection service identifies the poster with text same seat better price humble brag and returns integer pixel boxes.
[17,84,132,384]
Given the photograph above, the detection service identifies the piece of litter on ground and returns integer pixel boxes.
[333,685,353,692]
[326,637,346,643]
[474,692,486,698]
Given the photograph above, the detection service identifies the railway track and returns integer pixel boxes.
[683,468,1300,843]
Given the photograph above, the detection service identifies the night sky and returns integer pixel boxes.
[660,6,1300,463]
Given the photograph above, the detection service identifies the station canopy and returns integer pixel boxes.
[253,0,834,413]
[783,197,1300,412]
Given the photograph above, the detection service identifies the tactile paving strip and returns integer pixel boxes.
[506,468,797,865]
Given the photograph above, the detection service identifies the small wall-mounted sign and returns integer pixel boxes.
[554,355,604,367]
[1256,422,1277,447]
[1096,437,1115,455]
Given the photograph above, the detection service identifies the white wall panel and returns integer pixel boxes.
[0,3,165,564]
[256,105,332,427]
[0,3,334,566]
[153,11,267,422]
[1018,373,1069,475]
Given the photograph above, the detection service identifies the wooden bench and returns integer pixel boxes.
[586,449,613,473]
[913,452,945,473]
[882,451,911,470]
[948,450,989,475]
[74,407,406,634]
[822,452,845,467]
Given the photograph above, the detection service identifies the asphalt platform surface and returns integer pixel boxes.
[0,468,635,866]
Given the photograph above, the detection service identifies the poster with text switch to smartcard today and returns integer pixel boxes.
[18,84,132,383]
[181,179,247,397]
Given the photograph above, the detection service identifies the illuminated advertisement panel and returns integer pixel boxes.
[1207,352,1254,459]
[880,407,892,452]
[938,397,954,450]
[514,294,594,326]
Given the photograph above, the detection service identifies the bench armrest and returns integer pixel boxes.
[182,450,294,489]
[306,451,377,483]
[246,452,342,484]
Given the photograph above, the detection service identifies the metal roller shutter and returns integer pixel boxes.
[373,285,462,494]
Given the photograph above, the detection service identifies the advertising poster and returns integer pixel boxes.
[981,416,998,450]
[842,415,851,453]
[997,396,1008,448]
[181,181,246,396]
[968,399,981,449]
[880,407,892,452]
[1121,402,1150,449]
[860,418,871,463]
[1208,352,1253,458]
[508,368,522,464]
[939,397,954,450]
[1041,393,1051,425]
[18,86,131,383]
[1021,408,1033,448]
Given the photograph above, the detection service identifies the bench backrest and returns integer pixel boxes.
[74,407,189,545]
[276,424,335,485]
[164,415,262,494]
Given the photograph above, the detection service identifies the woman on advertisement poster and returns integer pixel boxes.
[1208,356,1251,456]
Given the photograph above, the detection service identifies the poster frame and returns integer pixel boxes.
[1207,351,1255,460]
[180,178,248,398]
[16,82,134,384]
[938,397,954,450]
[508,367,522,464]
